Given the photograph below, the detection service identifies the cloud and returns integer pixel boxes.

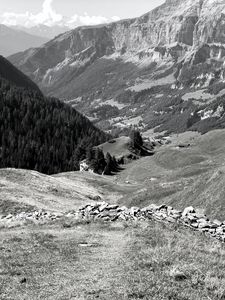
[111,16,121,22]
[67,13,115,28]
[1,0,62,27]
[34,0,63,25]
[0,0,120,28]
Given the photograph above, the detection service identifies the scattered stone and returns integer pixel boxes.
[198,219,211,228]
[170,268,187,281]
[117,206,128,212]
[6,214,13,219]
[106,204,119,210]
[158,205,168,211]
[98,202,108,212]
[166,216,177,223]
[190,222,199,229]
[182,206,195,218]
[213,220,222,226]
[130,207,140,216]
[145,204,159,212]
[216,227,225,234]
[20,278,27,284]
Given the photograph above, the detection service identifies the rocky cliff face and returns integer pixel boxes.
[8,0,225,134]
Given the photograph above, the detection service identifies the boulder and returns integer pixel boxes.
[187,215,198,222]
[169,268,187,281]
[105,204,119,210]
[117,206,128,212]
[216,227,225,234]
[84,205,95,213]
[158,205,168,211]
[182,206,195,218]
[98,202,109,212]
[172,209,182,215]
[89,210,99,216]
[5,214,13,219]
[99,210,118,218]
[145,204,159,211]
[118,213,127,221]
[166,216,177,223]
[198,220,210,229]
[190,222,199,228]
[130,207,140,216]
[213,220,222,226]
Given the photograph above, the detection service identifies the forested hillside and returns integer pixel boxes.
[0,77,109,174]
[0,55,41,93]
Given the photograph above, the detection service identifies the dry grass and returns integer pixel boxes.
[2,130,225,298]
[1,220,225,299]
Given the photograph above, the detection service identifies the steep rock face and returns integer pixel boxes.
[8,0,225,134]
[10,0,225,87]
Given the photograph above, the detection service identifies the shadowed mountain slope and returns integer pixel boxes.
[0,55,41,93]
[0,57,109,174]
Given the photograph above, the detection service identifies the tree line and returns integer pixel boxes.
[0,78,110,174]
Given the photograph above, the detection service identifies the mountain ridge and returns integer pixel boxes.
[0,24,48,56]
[0,55,41,93]
[8,0,225,135]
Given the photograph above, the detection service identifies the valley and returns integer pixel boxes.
[2,0,225,298]
[8,0,225,135]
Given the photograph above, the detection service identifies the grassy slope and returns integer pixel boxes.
[46,57,139,100]
[2,130,225,299]
[1,220,225,299]
[2,129,225,219]
[0,168,136,215]
[115,129,225,219]
[97,136,131,158]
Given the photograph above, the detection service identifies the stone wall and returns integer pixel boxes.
[1,202,225,242]
[75,203,225,242]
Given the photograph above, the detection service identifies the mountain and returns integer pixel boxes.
[0,24,48,57]
[0,57,109,174]
[0,55,41,93]
[10,24,69,40]
[8,0,225,135]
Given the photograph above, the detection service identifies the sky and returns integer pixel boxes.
[0,0,165,28]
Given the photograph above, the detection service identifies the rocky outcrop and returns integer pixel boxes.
[2,202,225,242]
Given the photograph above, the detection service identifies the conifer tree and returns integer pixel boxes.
[129,129,143,148]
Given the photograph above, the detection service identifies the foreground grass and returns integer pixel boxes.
[0,220,225,299]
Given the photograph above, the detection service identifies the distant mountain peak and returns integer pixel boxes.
[0,24,48,57]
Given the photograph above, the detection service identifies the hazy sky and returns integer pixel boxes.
[0,0,165,27]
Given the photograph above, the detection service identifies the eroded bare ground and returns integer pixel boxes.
[1,220,225,300]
